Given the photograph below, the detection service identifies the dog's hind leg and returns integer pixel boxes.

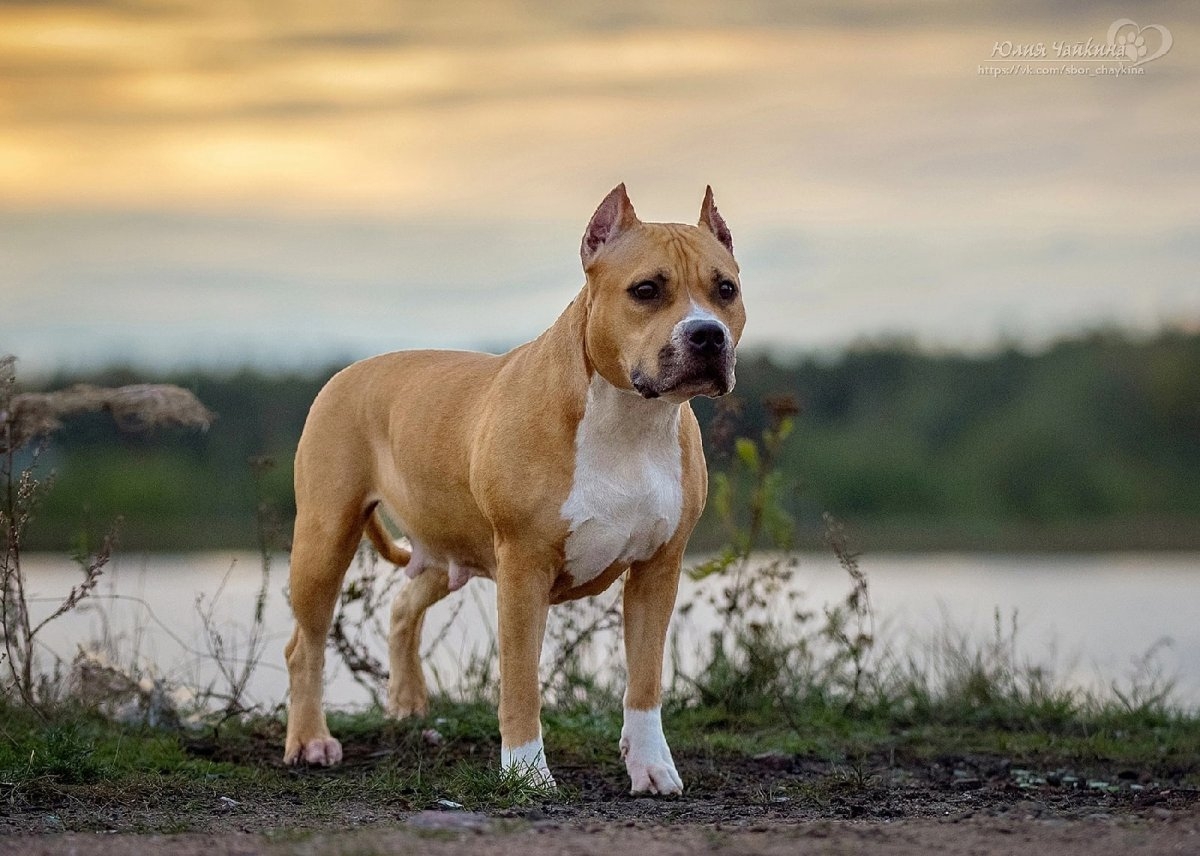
[386,567,451,718]
[283,504,363,766]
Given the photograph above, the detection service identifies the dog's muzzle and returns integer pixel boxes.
[632,319,735,401]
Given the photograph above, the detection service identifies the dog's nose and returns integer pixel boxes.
[684,320,727,357]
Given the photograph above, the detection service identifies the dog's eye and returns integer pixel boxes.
[629,281,660,301]
[717,280,738,301]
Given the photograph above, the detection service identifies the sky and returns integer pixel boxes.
[1,0,1197,373]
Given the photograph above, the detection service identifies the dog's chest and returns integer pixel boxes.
[560,376,684,584]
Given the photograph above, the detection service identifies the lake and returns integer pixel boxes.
[17,551,1200,711]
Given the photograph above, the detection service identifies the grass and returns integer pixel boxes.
[2,680,1197,831]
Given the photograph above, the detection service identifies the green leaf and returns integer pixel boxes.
[686,549,737,581]
[734,437,761,474]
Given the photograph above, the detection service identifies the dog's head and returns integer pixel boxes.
[580,184,746,403]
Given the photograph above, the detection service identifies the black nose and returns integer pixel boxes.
[683,320,727,357]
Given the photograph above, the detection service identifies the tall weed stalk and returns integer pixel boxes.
[681,394,878,716]
[0,355,211,714]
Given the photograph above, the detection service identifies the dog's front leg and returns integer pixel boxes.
[495,545,555,789]
[621,548,684,795]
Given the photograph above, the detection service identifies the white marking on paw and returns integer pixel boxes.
[620,706,682,795]
[561,375,683,584]
[500,735,556,789]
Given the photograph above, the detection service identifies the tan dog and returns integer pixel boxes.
[283,184,746,795]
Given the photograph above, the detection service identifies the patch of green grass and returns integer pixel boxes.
[0,703,235,785]
[1,690,1198,834]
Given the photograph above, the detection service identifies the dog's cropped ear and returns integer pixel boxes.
[581,183,639,268]
[698,185,733,254]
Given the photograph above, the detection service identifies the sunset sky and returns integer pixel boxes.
[2,0,1196,372]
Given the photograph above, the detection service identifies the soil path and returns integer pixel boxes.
[3,812,1200,856]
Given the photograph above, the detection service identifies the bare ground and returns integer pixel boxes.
[1,815,1199,856]
[1,738,1197,854]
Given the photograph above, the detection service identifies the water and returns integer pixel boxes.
[16,551,1200,711]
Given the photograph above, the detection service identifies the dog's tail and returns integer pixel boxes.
[363,510,413,567]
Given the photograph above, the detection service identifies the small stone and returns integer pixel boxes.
[422,728,445,747]
[436,798,464,810]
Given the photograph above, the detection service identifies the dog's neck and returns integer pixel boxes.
[578,370,681,444]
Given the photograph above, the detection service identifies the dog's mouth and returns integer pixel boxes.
[631,366,733,401]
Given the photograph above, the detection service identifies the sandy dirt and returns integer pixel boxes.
[2,813,1199,856]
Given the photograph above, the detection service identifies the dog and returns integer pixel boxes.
[283,184,746,795]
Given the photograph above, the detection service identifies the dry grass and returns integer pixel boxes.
[1,355,214,713]
[0,363,214,454]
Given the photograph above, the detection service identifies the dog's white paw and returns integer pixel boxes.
[620,707,682,795]
[501,736,557,790]
[285,736,343,766]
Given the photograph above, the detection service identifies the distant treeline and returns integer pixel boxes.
[16,327,1200,553]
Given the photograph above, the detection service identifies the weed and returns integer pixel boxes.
[1112,637,1177,717]
[0,355,211,715]
[542,589,624,709]
[679,394,879,726]
[444,762,561,807]
[816,512,874,709]
[194,456,285,718]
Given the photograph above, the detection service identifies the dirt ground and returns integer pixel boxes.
[1,744,1197,854]
[1,815,1199,856]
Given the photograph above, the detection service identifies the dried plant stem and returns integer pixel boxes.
[1,355,210,713]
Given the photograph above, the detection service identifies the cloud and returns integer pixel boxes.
[1,1,1196,368]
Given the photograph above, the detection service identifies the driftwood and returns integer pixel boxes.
[0,355,214,451]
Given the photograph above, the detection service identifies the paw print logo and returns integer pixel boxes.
[1116,30,1146,62]
[1107,19,1173,67]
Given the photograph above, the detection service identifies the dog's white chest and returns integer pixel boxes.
[560,376,684,584]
